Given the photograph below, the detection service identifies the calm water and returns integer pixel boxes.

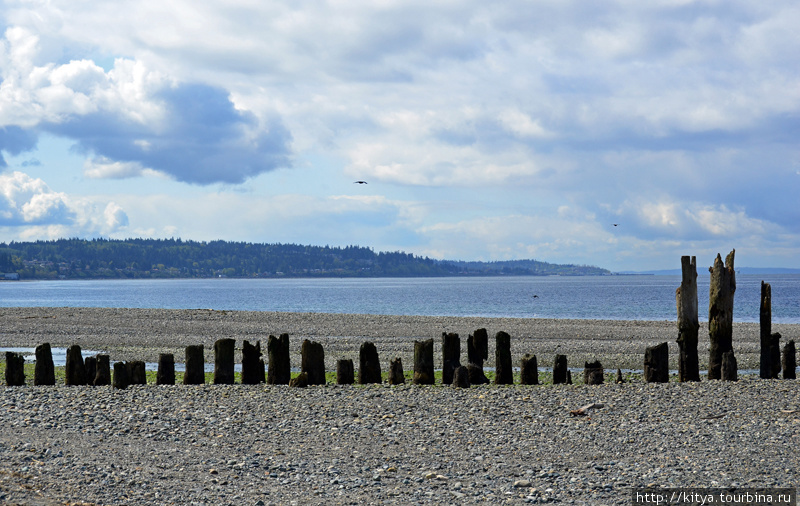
[1,274,799,323]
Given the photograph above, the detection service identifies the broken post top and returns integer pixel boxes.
[709,249,736,313]
[676,255,698,331]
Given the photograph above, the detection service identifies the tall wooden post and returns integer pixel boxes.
[708,250,736,380]
[676,255,700,382]
[34,343,55,386]
[442,332,461,385]
[759,281,782,379]
[267,334,291,385]
[413,339,434,385]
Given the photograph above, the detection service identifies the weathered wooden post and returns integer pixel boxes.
[241,340,264,385]
[65,345,87,386]
[644,342,669,383]
[760,281,782,379]
[301,339,325,385]
[782,340,796,380]
[467,328,490,384]
[183,345,205,385]
[113,361,129,389]
[494,331,513,385]
[5,352,25,386]
[267,333,291,385]
[34,343,55,386]
[452,365,470,388]
[676,255,700,382]
[442,332,461,385]
[413,339,434,385]
[358,341,382,384]
[336,359,354,385]
[584,360,604,385]
[289,371,309,388]
[156,354,175,385]
[388,357,405,385]
[94,354,111,386]
[128,361,146,385]
[214,338,236,385]
[553,354,568,384]
[84,356,97,387]
[708,250,736,380]
[722,350,738,381]
[520,354,538,385]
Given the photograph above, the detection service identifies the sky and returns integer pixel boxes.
[1,0,798,272]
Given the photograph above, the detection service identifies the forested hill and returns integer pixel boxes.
[0,238,610,279]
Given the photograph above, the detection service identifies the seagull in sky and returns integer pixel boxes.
[354,180,368,184]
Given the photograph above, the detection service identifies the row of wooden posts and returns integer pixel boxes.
[6,330,798,389]
[4,329,586,388]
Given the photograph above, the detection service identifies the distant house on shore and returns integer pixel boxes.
[3,273,20,280]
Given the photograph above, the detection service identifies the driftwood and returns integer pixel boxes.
[699,412,728,420]
[780,409,799,414]
[570,402,604,417]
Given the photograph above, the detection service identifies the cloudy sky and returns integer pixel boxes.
[1,1,798,271]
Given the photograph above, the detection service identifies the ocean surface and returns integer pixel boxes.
[1,274,799,324]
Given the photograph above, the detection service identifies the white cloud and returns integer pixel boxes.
[0,171,128,236]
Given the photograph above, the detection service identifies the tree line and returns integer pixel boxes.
[0,238,610,279]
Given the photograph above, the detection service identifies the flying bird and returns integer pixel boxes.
[613,223,619,227]
[354,180,368,184]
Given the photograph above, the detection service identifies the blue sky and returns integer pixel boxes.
[1,0,798,271]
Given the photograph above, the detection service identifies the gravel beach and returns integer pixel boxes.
[2,307,799,505]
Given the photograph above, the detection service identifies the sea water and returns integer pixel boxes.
[1,274,799,323]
